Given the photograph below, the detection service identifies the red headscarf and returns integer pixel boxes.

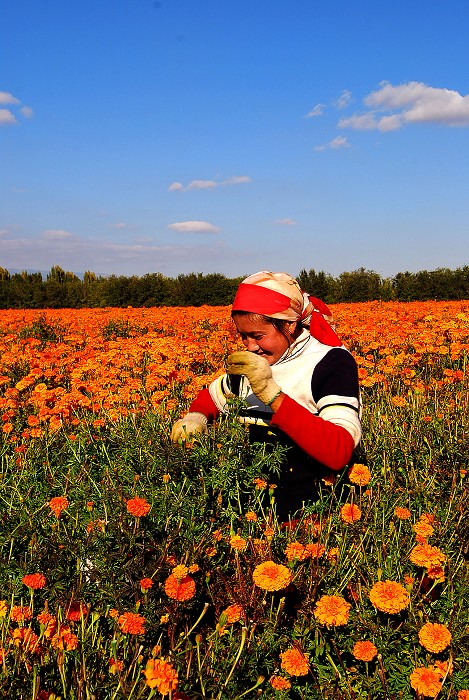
[232,271,342,347]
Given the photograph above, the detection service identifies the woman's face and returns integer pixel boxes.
[233,315,297,365]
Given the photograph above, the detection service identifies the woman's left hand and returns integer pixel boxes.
[227,351,281,406]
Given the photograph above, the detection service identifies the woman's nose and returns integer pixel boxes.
[244,337,259,352]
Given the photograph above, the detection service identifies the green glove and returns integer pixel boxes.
[227,351,282,406]
[170,412,208,443]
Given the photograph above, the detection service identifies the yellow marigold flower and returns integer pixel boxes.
[410,543,446,569]
[352,640,378,661]
[252,561,292,592]
[314,595,351,626]
[340,503,362,524]
[0,600,8,618]
[269,675,291,690]
[144,658,179,694]
[348,463,371,486]
[394,506,411,520]
[230,534,247,551]
[418,622,451,653]
[171,564,189,580]
[410,666,442,698]
[368,580,409,614]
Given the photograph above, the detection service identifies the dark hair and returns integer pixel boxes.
[231,310,301,349]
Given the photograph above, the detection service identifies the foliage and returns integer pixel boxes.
[0,302,469,698]
[2,264,469,308]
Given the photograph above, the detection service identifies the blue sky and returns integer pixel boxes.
[2,0,469,280]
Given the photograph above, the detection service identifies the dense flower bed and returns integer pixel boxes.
[0,301,468,698]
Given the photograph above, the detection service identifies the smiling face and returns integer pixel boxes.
[232,313,300,365]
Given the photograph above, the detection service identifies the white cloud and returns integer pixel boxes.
[168,181,184,191]
[306,104,325,117]
[0,109,17,125]
[336,90,352,109]
[339,81,469,131]
[169,175,252,192]
[168,221,221,233]
[42,229,73,240]
[0,92,21,105]
[314,135,350,151]
[108,222,128,229]
[20,106,34,118]
[187,179,218,190]
[275,218,297,226]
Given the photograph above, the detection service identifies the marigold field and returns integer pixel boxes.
[1,301,469,700]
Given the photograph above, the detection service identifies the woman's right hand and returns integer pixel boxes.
[170,412,208,443]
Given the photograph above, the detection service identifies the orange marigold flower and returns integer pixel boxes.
[51,626,79,651]
[458,691,469,700]
[253,477,267,489]
[118,612,146,635]
[263,526,275,538]
[126,497,151,517]
[394,506,411,520]
[435,658,453,678]
[404,575,415,586]
[410,666,442,698]
[221,604,244,624]
[245,511,258,522]
[188,563,199,573]
[426,565,445,582]
[140,577,154,591]
[305,542,325,559]
[109,608,119,618]
[368,580,410,614]
[348,463,371,486]
[340,503,362,524]
[352,640,378,662]
[206,546,217,557]
[49,496,69,518]
[37,610,55,626]
[419,622,452,653]
[10,605,33,622]
[280,647,309,676]
[0,600,8,618]
[66,601,87,621]
[109,657,124,673]
[314,595,351,626]
[164,573,196,601]
[144,658,179,694]
[252,561,292,592]
[12,627,40,652]
[172,564,189,579]
[285,541,309,561]
[212,529,223,541]
[410,543,446,569]
[413,520,434,538]
[269,675,291,690]
[230,534,247,551]
[22,573,46,589]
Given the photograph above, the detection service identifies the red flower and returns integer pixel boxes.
[22,573,46,589]
[126,497,151,517]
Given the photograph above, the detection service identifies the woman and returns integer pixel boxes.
[171,271,361,522]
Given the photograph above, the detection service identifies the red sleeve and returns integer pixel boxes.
[188,388,220,423]
[270,393,354,471]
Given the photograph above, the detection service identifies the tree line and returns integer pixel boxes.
[1,265,469,309]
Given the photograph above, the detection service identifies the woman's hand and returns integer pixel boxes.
[227,351,282,406]
[170,412,208,442]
